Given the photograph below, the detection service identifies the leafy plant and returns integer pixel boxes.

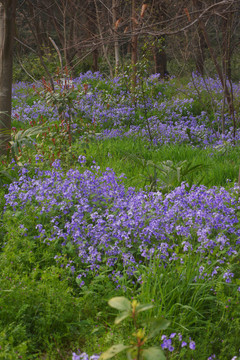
[149,159,206,192]
[0,167,15,188]
[8,125,46,160]
[99,297,170,360]
[125,153,207,192]
[40,71,78,146]
[0,116,46,161]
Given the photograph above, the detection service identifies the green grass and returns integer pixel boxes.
[73,137,240,190]
[1,76,240,360]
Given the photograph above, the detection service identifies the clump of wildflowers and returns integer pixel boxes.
[4,162,239,286]
[72,353,100,360]
[161,333,195,352]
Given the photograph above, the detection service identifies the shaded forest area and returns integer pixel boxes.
[14,0,240,81]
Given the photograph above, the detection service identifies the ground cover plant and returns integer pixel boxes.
[0,71,240,360]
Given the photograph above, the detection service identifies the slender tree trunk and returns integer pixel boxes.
[26,1,55,90]
[131,0,138,89]
[93,0,113,77]
[154,36,167,78]
[86,0,99,72]
[195,6,236,139]
[194,0,205,75]
[112,0,120,73]
[195,30,205,75]
[63,0,70,69]
[92,48,99,72]
[222,13,232,80]
[0,0,16,155]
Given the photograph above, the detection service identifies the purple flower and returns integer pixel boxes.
[52,159,62,169]
[223,270,234,283]
[72,353,100,360]
[78,155,86,164]
[189,339,196,350]
[21,167,29,175]
[161,338,174,351]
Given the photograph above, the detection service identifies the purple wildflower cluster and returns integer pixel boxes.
[4,162,239,285]
[161,333,195,352]
[72,353,100,360]
[12,72,240,147]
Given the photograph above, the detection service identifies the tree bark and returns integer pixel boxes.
[151,2,168,78]
[193,0,205,75]
[195,29,205,75]
[112,0,120,72]
[154,36,167,78]
[86,0,99,72]
[196,7,236,139]
[222,13,232,80]
[93,0,113,77]
[0,0,16,155]
[25,1,55,90]
[131,0,138,89]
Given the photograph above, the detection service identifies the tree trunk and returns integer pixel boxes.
[131,0,138,89]
[93,0,113,77]
[25,1,54,90]
[151,2,168,79]
[112,0,120,72]
[222,13,232,80]
[92,48,99,72]
[194,0,205,75]
[154,36,167,78]
[86,0,99,72]
[197,11,236,139]
[0,0,16,155]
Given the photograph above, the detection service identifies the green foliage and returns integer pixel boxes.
[9,125,46,159]
[13,52,59,82]
[0,220,84,358]
[77,138,239,190]
[1,73,240,359]
[122,153,207,192]
[0,166,15,188]
[136,252,240,359]
[100,297,169,360]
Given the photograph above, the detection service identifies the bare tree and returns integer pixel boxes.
[14,0,240,83]
[0,0,16,155]
[112,0,120,71]
[131,0,138,87]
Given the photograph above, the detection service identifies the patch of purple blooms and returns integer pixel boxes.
[72,352,100,360]
[12,72,240,148]
[161,333,195,352]
[4,162,240,285]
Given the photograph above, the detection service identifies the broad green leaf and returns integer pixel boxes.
[114,310,130,324]
[108,297,131,312]
[142,347,166,360]
[126,347,137,360]
[0,170,13,181]
[136,303,154,314]
[99,344,130,360]
[126,350,133,360]
[148,319,170,339]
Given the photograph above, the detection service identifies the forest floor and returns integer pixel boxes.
[0,72,239,360]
